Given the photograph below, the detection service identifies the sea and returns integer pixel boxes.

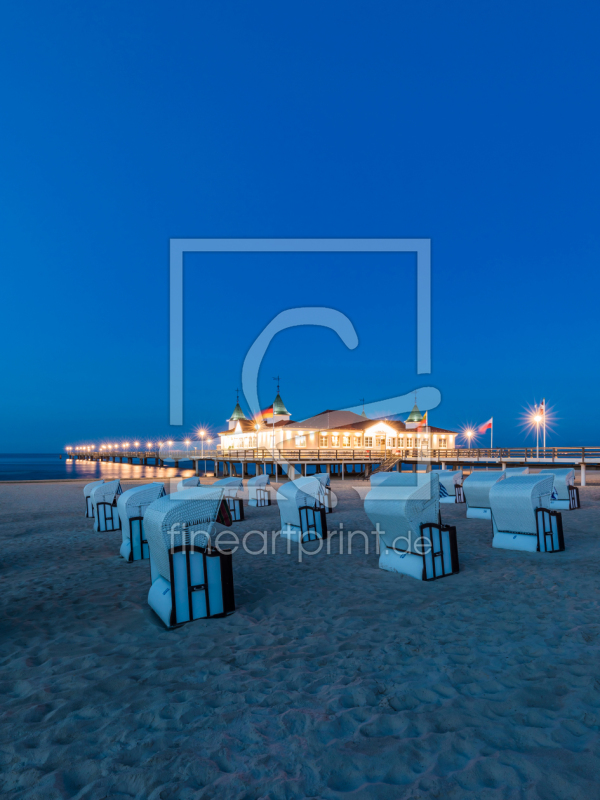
[0,454,219,482]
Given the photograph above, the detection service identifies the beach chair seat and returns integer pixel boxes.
[364,473,459,581]
[438,470,464,504]
[489,474,565,552]
[463,471,505,519]
[117,483,166,561]
[214,477,245,521]
[277,477,328,542]
[144,487,235,627]
[83,480,104,518]
[247,474,271,507]
[177,477,201,491]
[539,468,579,510]
[90,480,122,531]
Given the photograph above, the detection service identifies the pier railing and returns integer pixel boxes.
[71,446,600,465]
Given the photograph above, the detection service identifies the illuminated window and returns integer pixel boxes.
[353,436,361,446]
[342,435,350,447]
[375,435,386,447]
[388,438,395,447]
[319,435,328,447]
[331,434,340,446]
[364,437,373,447]
[439,437,447,448]
[296,436,306,447]
[406,437,413,447]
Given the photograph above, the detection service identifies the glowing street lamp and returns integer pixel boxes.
[466,429,474,450]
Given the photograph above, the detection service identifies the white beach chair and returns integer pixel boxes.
[438,470,464,504]
[214,477,245,521]
[144,487,235,627]
[90,480,122,531]
[247,474,271,507]
[177,477,202,491]
[117,483,166,562]
[463,471,505,519]
[277,476,328,542]
[503,467,529,476]
[489,474,565,552]
[363,473,459,581]
[84,480,104,518]
[539,468,579,509]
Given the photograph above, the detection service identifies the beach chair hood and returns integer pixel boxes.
[463,471,505,510]
[177,477,201,491]
[490,474,554,534]
[364,473,440,550]
[438,470,463,497]
[539,468,575,501]
[144,487,225,582]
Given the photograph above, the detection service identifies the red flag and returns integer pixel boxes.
[261,406,274,420]
[416,411,428,430]
[478,418,493,434]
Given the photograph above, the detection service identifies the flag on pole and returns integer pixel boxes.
[416,411,428,430]
[478,418,493,434]
[261,406,274,420]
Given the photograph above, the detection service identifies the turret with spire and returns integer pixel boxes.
[228,389,248,430]
[405,393,424,428]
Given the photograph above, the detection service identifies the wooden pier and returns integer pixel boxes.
[68,445,600,485]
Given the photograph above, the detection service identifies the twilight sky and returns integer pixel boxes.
[1,2,599,451]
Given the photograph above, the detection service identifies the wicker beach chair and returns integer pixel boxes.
[539,468,579,509]
[489,474,565,552]
[277,476,328,542]
[117,483,166,562]
[214,477,244,521]
[144,487,235,627]
[363,473,459,581]
[463,471,505,519]
[177,477,201,491]
[247,473,271,507]
[90,480,122,531]
[84,480,104,518]
[438,470,465,504]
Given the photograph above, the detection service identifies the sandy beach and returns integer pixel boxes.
[1,477,599,799]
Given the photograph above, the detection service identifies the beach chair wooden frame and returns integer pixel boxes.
[255,487,271,507]
[125,516,149,561]
[298,506,328,542]
[455,484,465,504]
[535,508,565,553]
[381,523,459,581]
[226,497,245,521]
[95,500,121,532]
[164,544,235,625]
[568,486,580,510]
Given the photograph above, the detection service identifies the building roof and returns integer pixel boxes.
[228,402,248,422]
[328,419,407,433]
[291,409,367,430]
[272,393,290,416]
[406,403,424,423]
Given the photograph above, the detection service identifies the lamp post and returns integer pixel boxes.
[534,414,541,459]
[199,430,206,475]
[466,429,474,450]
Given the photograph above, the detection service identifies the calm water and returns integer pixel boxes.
[0,454,218,482]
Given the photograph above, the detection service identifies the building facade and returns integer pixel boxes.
[219,395,457,452]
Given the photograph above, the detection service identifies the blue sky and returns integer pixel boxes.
[1,2,598,451]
